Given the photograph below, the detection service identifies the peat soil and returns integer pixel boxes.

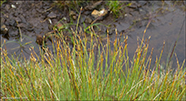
[0,1,185,69]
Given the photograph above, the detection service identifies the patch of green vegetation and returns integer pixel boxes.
[106,1,131,18]
[0,0,6,7]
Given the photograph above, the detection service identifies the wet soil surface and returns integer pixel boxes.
[1,1,185,68]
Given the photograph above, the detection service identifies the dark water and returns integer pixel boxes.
[96,1,185,69]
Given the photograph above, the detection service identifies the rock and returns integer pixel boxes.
[72,16,77,20]
[91,10,100,18]
[13,12,19,17]
[91,8,108,19]
[9,29,19,37]
[51,19,59,25]
[17,23,33,31]
[11,4,16,8]
[48,18,52,24]
[84,17,92,24]
[20,15,27,23]
[6,19,16,26]
[69,11,76,20]
[0,25,8,35]
[47,12,57,18]
[26,23,34,31]
[69,11,76,16]
[62,17,67,21]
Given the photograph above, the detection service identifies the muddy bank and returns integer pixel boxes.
[1,1,185,68]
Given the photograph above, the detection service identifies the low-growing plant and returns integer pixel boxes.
[106,1,131,18]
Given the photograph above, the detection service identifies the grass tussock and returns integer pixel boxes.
[1,7,186,99]
[1,25,185,100]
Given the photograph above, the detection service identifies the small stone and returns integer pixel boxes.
[26,23,34,31]
[13,12,18,17]
[20,15,27,23]
[8,19,16,26]
[72,15,77,20]
[91,8,108,19]
[9,29,18,37]
[69,11,76,17]
[11,4,16,8]
[48,12,57,18]
[62,17,67,21]
[0,25,8,35]
[48,19,52,24]
[91,10,99,18]
[84,17,92,24]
